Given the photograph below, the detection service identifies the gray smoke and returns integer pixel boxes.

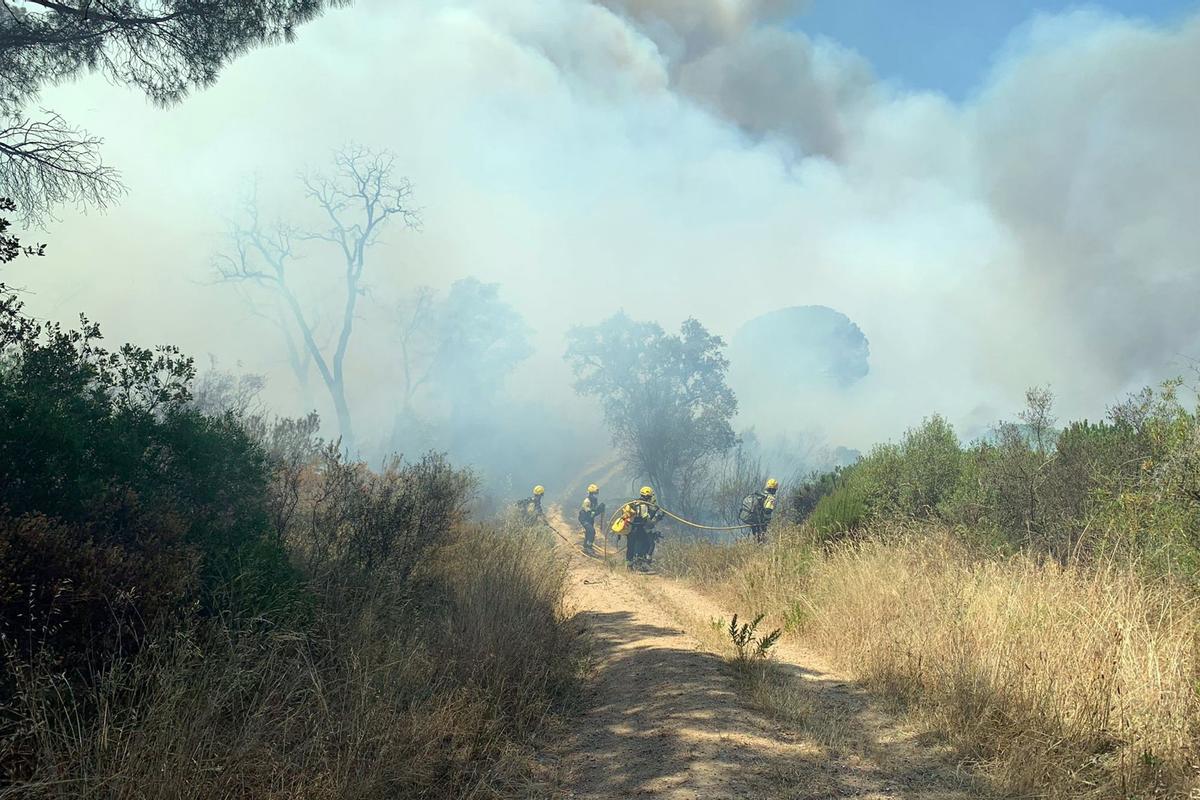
[599,0,872,159]
[973,11,1200,390]
[7,0,1199,459]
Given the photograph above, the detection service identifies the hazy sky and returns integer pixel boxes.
[8,0,1200,453]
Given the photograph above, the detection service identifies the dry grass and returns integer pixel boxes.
[2,527,578,800]
[664,525,1200,799]
[805,529,1200,798]
[656,531,812,631]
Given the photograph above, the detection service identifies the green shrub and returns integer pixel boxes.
[800,415,963,540]
[807,479,868,539]
[899,414,962,514]
[0,289,577,794]
[0,290,295,678]
[830,385,1200,575]
[783,468,843,523]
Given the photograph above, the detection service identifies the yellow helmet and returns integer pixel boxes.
[533,485,545,496]
[639,486,654,499]
[765,478,779,491]
[587,484,599,494]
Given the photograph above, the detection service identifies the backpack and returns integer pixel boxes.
[738,493,760,524]
[516,497,539,518]
[578,496,599,525]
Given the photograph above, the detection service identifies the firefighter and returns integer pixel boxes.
[626,486,663,571]
[578,484,606,553]
[739,478,779,544]
[518,485,546,523]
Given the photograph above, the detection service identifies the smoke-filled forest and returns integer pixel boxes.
[2,1,1199,798]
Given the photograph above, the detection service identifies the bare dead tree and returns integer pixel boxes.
[215,145,417,451]
[1020,385,1058,455]
[0,0,347,221]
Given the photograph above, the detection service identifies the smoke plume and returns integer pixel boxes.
[8,0,1199,462]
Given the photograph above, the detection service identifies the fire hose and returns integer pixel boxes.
[535,500,753,563]
[605,499,753,535]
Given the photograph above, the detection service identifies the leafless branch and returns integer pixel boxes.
[213,145,418,450]
[0,110,122,223]
[0,0,348,218]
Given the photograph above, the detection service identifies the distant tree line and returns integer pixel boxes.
[791,385,1200,577]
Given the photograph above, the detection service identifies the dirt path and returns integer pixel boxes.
[546,509,990,800]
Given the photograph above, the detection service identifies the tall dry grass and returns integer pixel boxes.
[1,527,577,800]
[803,529,1200,797]
[663,524,1200,798]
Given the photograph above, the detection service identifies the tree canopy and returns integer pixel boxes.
[428,278,533,413]
[564,312,737,504]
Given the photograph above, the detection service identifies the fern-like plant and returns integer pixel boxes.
[726,613,782,666]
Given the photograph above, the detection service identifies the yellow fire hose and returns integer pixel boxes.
[605,499,752,535]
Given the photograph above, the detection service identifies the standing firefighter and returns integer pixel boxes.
[738,478,779,544]
[578,484,606,554]
[518,485,546,524]
[623,486,664,571]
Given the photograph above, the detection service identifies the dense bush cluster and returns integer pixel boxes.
[794,386,1200,575]
[0,290,578,797]
[0,290,293,681]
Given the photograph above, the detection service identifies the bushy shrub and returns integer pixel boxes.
[1083,389,1200,577]
[791,387,1200,575]
[0,289,576,794]
[807,478,868,539]
[794,416,963,543]
[897,414,962,514]
[783,468,842,523]
[0,291,295,681]
[276,443,473,594]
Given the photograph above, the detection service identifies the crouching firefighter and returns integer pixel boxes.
[578,484,606,553]
[624,486,664,571]
[738,478,779,544]
[518,485,546,524]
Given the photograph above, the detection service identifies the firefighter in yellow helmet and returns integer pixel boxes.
[518,485,546,524]
[626,486,664,571]
[578,483,606,554]
[738,478,779,544]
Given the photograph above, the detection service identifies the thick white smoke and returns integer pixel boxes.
[10,0,1199,456]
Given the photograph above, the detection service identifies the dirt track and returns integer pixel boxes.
[545,509,990,800]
